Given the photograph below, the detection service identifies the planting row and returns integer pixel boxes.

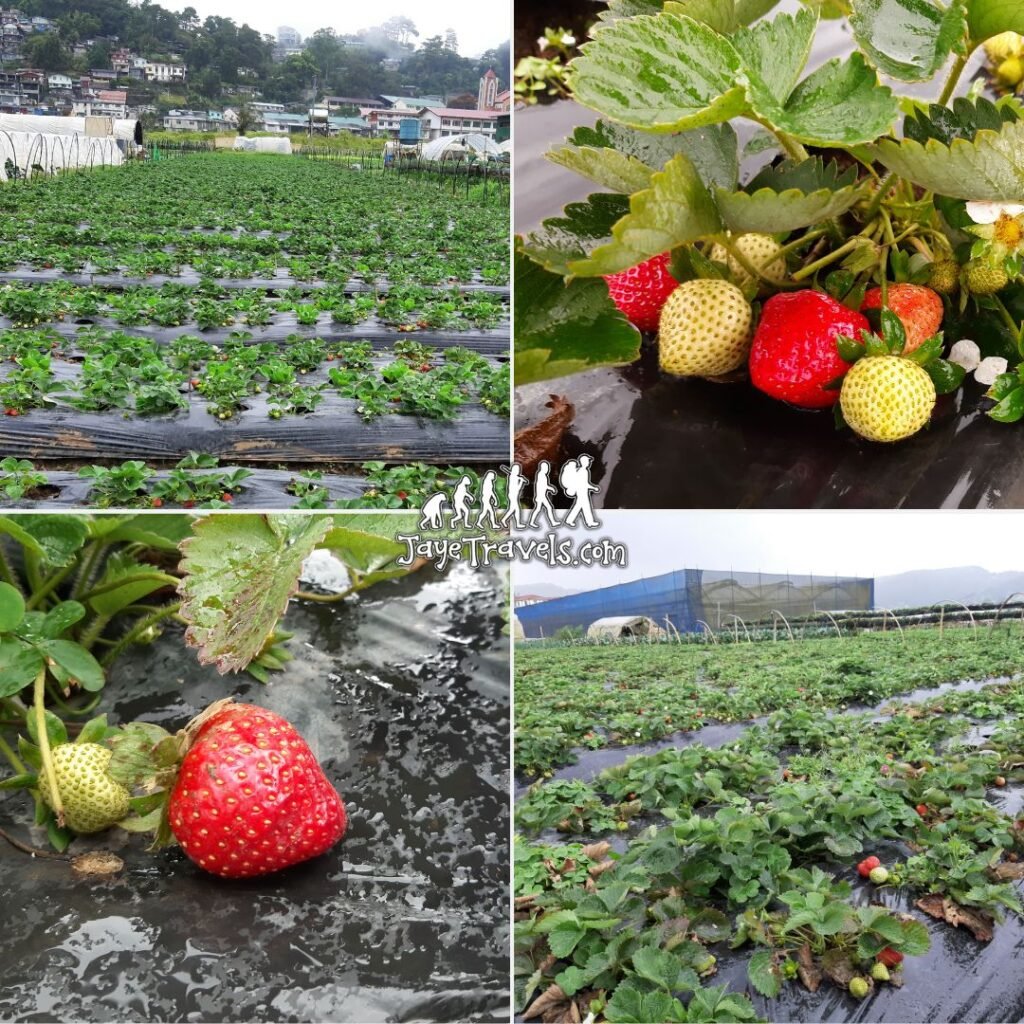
[0,329,508,422]
[0,155,509,286]
[515,629,1024,776]
[0,282,509,335]
[516,683,1024,1022]
[0,456,504,510]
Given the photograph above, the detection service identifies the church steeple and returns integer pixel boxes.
[477,68,498,110]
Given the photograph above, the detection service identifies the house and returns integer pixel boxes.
[378,93,444,111]
[327,115,368,136]
[163,109,218,131]
[325,95,382,111]
[90,69,118,82]
[260,110,308,133]
[143,61,187,84]
[249,101,285,114]
[47,73,73,92]
[493,89,511,112]
[28,15,49,31]
[74,90,127,118]
[0,69,41,109]
[418,107,499,140]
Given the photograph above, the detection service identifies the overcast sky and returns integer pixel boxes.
[516,512,1024,591]
[165,0,508,57]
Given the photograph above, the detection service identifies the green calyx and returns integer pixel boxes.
[836,307,965,396]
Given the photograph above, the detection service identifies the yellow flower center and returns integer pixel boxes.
[993,213,1024,251]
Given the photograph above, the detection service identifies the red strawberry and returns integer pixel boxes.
[749,290,870,408]
[169,704,347,878]
[861,284,943,354]
[604,253,679,333]
[876,948,904,968]
[857,855,881,877]
[916,803,929,816]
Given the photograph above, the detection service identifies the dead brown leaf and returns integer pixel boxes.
[514,395,575,479]
[581,842,610,860]
[915,894,994,942]
[796,944,822,993]
[522,983,567,1021]
[990,861,1024,881]
[820,949,858,988]
[70,851,124,876]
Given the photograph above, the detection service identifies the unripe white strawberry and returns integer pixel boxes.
[658,279,753,377]
[709,233,786,293]
[839,356,936,443]
[38,743,131,834]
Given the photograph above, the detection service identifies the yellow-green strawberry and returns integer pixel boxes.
[658,279,753,377]
[964,258,1009,295]
[38,742,131,833]
[840,356,936,443]
[709,233,786,293]
[927,258,959,295]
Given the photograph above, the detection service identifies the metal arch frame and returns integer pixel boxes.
[723,614,752,644]
[770,609,795,642]
[878,608,906,642]
[991,593,1024,635]
[932,601,977,637]
[695,619,718,645]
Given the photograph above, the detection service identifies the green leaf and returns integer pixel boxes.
[747,948,781,997]
[514,248,642,384]
[966,0,1024,43]
[9,515,89,567]
[40,601,85,639]
[905,334,944,364]
[99,515,193,551]
[715,156,863,233]
[520,193,631,276]
[0,581,25,633]
[755,51,900,146]
[39,639,104,692]
[26,705,67,747]
[547,922,586,958]
[987,382,1024,422]
[89,554,176,617]
[664,0,741,33]
[570,153,723,276]
[46,817,72,852]
[107,723,176,787]
[321,515,419,591]
[18,736,41,770]
[925,358,966,394]
[898,918,932,955]
[733,7,817,113]
[178,514,331,673]
[850,0,968,81]
[0,637,44,698]
[570,12,748,133]
[633,945,681,989]
[569,120,740,190]
[547,146,655,193]
[881,308,908,352]
[871,120,1024,200]
[118,805,166,833]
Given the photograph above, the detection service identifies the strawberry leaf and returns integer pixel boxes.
[0,582,25,633]
[0,772,36,791]
[515,248,641,383]
[880,308,908,353]
[905,335,944,365]
[871,119,1024,200]
[986,381,1024,422]
[850,0,968,82]
[569,11,748,133]
[178,514,331,673]
[926,358,966,394]
[568,153,723,276]
[747,948,782,998]
[74,714,109,746]
[547,145,654,194]
[39,639,104,692]
[26,706,66,747]
[966,0,1024,44]
[836,333,863,362]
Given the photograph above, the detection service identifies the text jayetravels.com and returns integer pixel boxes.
[397,534,628,570]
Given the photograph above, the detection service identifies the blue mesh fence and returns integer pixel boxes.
[515,569,874,638]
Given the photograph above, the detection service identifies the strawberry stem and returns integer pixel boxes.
[33,667,64,824]
[791,237,862,282]
[937,52,969,106]
[715,236,793,290]
[100,602,182,668]
[25,561,78,611]
[78,572,179,603]
[863,173,897,222]
[0,731,26,776]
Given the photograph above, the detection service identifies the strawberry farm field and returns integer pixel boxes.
[0,154,510,508]
[514,626,1024,1022]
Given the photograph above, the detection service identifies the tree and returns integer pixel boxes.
[305,28,343,90]
[264,52,318,103]
[444,29,458,52]
[86,41,111,69]
[21,32,70,72]
[55,12,101,44]
[380,16,418,48]
[236,102,257,135]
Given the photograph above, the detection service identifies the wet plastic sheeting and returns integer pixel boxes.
[0,563,510,1022]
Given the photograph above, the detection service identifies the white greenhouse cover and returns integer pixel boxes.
[0,130,123,181]
[499,138,512,153]
[421,133,503,161]
[233,136,292,154]
[0,113,137,140]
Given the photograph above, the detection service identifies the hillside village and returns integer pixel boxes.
[0,7,510,139]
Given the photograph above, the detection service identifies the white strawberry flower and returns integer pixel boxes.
[965,201,1024,224]
[975,356,1009,387]
[948,339,981,372]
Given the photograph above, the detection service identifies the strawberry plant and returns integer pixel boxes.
[0,512,432,859]
[516,0,1024,445]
